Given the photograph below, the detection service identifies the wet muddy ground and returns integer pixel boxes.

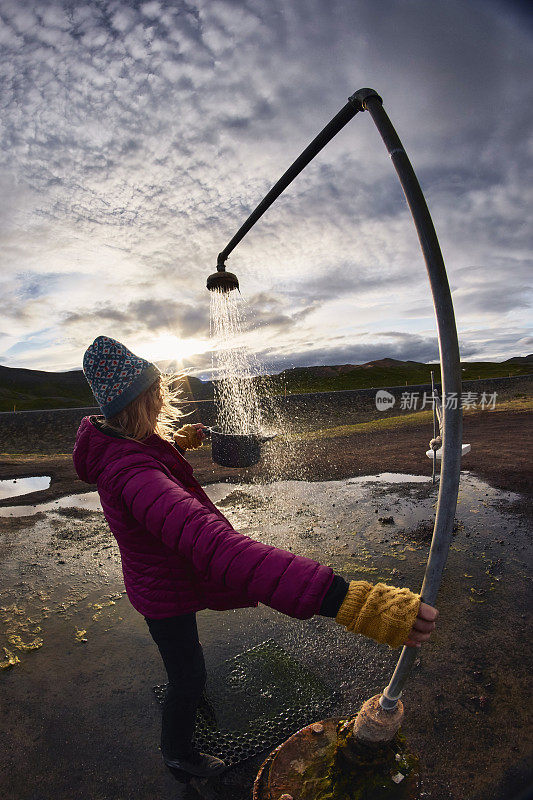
[0,473,531,800]
[1,461,532,800]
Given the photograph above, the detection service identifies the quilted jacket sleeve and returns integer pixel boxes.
[106,455,334,620]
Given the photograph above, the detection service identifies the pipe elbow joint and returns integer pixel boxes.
[348,88,383,111]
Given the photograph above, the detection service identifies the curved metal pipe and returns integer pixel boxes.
[212,89,463,711]
[216,98,364,268]
[356,93,462,710]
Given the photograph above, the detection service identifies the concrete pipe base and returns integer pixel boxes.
[253,717,418,800]
[349,694,405,748]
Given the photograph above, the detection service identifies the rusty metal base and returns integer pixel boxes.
[253,718,419,800]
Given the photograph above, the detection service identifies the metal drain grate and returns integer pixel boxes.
[153,638,338,768]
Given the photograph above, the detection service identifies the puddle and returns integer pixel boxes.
[0,474,430,517]
[205,472,523,558]
[0,476,51,500]
[347,472,431,484]
[0,491,101,517]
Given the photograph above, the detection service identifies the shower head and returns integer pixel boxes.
[206,263,239,293]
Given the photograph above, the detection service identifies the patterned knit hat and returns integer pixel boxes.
[83,336,161,419]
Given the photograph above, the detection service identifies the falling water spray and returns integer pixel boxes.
[209,289,264,436]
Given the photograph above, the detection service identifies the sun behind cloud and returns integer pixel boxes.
[139,333,210,369]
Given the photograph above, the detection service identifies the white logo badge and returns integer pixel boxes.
[375,390,395,411]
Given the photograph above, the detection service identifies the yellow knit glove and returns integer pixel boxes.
[173,425,203,451]
[335,580,421,648]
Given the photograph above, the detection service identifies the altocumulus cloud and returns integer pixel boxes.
[0,0,531,371]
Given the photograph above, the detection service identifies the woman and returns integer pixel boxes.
[73,336,437,778]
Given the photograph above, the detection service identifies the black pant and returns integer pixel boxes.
[145,613,206,760]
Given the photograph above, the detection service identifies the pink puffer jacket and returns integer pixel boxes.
[73,417,334,619]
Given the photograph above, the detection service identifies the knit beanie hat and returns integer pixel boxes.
[83,336,161,419]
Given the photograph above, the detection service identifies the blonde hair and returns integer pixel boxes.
[104,373,183,442]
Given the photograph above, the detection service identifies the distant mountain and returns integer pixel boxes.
[277,358,422,380]
[273,357,533,395]
[154,360,214,400]
[502,354,533,364]
[0,365,95,411]
[175,375,214,401]
[0,356,531,412]
[0,365,213,412]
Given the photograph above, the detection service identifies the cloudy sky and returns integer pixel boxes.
[1,0,531,377]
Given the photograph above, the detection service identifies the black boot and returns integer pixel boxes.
[163,750,226,778]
